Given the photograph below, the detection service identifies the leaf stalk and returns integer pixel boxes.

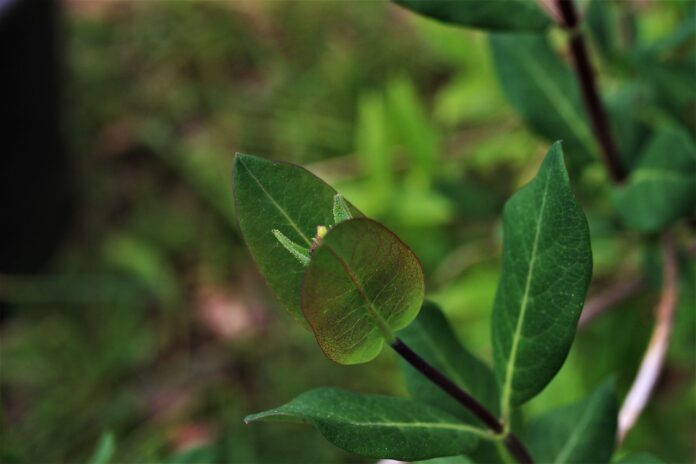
[391,338,534,464]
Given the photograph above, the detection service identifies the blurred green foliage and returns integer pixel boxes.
[0,1,693,463]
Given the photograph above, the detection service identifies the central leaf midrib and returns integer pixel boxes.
[329,418,489,436]
[325,246,394,342]
[256,411,490,436]
[501,174,551,419]
[238,157,313,246]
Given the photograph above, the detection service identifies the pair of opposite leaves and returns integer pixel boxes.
[233,142,592,410]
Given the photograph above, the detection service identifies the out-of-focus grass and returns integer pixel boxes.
[0,1,692,463]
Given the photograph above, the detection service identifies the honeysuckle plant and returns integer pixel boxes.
[233,144,617,463]
[232,1,693,462]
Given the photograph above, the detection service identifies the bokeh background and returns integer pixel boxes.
[0,1,693,463]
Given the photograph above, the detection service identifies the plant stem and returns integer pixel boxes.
[556,0,626,183]
[618,232,679,443]
[391,338,534,464]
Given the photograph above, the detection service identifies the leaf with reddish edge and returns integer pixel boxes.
[302,218,425,364]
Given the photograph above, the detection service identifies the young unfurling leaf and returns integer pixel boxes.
[272,229,310,266]
[333,194,353,224]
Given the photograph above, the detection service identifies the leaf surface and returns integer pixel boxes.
[232,153,361,326]
[245,388,481,460]
[527,381,618,464]
[393,0,550,32]
[492,143,592,414]
[489,34,597,169]
[398,301,499,423]
[615,453,665,463]
[302,218,424,364]
[612,126,696,232]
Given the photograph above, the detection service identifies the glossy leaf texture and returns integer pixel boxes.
[612,126,696,232]
[302,218,424,364]
[245,388,480,460]
[527,381,618,464]
[232,153,361,327]
[489,34,597,170]
[492,143,592,415]
[393,0,551,32]
[398,301,499,424]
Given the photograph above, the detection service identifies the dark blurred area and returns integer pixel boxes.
[0,0,73,283]
[0,1,693,463]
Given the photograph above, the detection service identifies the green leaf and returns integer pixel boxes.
[88,432,115,464]
[489,34,597,170]
[333,194,353,224]
[605,84,652,171]
[386,76,440,184]
[615,452,665,464]
[302,218,424,364]
[612,126,696,232]
[245,387,481,460]
[272,229,311,266]
[232,153,361,327]
[394,0,551,32]
[398,301,499,424]
[355,91,395,210]
[527,381,618,464]
[492,143,593,415]
[586,0,620,65]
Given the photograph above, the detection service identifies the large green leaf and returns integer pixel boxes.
[492,143,592,415]
[612,126,696,232]
[398,301,499,424]
[489,34,597,170]
[527,381,618,464]
[232,153,361,327]
[393,0,551,32]
[245,388,481,460]
[302,218,424,364]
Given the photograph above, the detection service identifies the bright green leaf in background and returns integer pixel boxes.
[612,126,696,232]
[302,218,424,364]
[393,0,551,32]
[386,76,440,186]
[489,34,597,171]
[88,432,115,464]
[398,301,499,424]
[245,388,481,460]
[527,381,618,464]
[492,143,593,416]
[232,153,361,326]
[635,15,696,129]
[354,91,395,213]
